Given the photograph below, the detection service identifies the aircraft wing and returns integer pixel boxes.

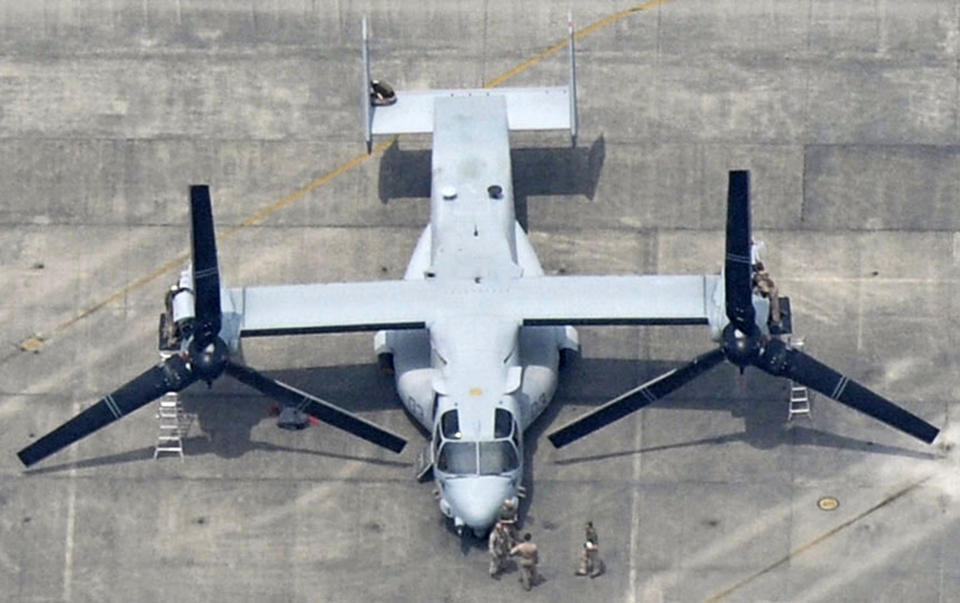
[229,281,434,336]
[510,275,721,326]
[230,274,720,337]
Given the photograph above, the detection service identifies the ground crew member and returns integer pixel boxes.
[510,532,540,591]
[159,286,179,350]
[576,541,605,578]
[584,521,598,546]
[370,80,397,106]
[752,261,782,327]
[488,521,510,579]
[576,521,604,578]
[499,498,519,546]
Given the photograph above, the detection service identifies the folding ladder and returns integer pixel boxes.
[786,336,811,421]
[154,351,188,460]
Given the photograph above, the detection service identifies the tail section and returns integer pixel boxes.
[361,16,578,151]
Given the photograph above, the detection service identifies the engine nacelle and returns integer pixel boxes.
[707,272,770,343]
[171,267,195,327]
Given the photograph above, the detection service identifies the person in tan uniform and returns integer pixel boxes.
[510,532,540,591]
[576,521,604,578]
[499,498,519,546]
[752,261,781,327]
[488,521,510,579]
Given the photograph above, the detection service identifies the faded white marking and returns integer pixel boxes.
[795,426,959,601]
[795,516,956,603]
[628,412,642,603]
[62,399,80,603]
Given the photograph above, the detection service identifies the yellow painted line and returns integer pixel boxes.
[484,1,673,89]
[48,253,190,339]
[705,477,931,602]
[19,336,44,353]
[18,3,670,353]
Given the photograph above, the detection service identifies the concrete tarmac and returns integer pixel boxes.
[1,1,958,601]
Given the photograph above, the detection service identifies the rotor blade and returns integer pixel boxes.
[724,170,755,333]
[224,362,407,453]
[547,348,726,448]
[190,184,221,343]
[18,355,196,467]
[758,343,939,444]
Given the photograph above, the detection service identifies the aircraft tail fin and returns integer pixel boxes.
[361,16,578,151]
[361,17,373,153]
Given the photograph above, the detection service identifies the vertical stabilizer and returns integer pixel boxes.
[568,14,578,147]
[361,18,372,153]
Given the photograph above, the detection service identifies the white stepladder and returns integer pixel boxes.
[154,351,189,460]
[786,336,811,421]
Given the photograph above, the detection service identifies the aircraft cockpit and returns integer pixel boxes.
[434,408,521,476]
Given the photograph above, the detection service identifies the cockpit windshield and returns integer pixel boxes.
[479,440,519,474]
[434,408,521,475]
[437,441,476,474]
[437,440,520,475]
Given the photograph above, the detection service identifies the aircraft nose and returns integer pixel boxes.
[444,476,513,533]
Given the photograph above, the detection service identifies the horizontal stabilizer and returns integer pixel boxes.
[371,87,573,135]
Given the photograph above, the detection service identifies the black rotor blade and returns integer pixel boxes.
[758,342,938,444]
[190,185,221,343]
[18,355,197,467]
[548,348,726,448]
[724,170,756,334]
[224,362,407,453]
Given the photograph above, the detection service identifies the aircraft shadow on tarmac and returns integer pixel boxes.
[377,136,606,230]
[23,363,412,476]
[23,355,934,554]
[542,356,938,465]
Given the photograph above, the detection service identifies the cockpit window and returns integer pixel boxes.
[437,442,476,474]
[441,410,461,439]
[494,408,513,439]
[479,440,519,474]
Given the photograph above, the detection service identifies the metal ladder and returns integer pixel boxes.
[154,392,186,460]
[786,336,811,421]
[154,351,188,460]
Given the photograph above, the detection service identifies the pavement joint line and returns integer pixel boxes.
[705,475,933,602]
[12,4,662,360]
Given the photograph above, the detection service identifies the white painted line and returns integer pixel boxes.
[628,394,644,603]
[62,399,80,603]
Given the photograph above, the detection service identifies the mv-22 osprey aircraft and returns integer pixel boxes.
[19,21,939,537]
